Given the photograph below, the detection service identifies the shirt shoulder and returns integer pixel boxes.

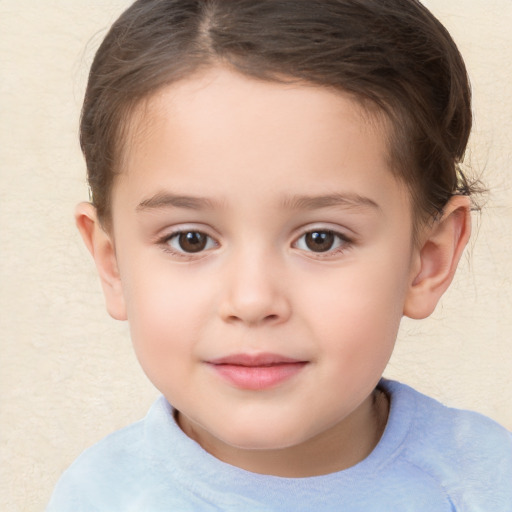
[46,397,198,511]
[383,380,512,510]
[46,418,147,511]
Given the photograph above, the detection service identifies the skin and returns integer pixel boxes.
[77,67,471,477]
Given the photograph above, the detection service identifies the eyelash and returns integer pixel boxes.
[158,230,218,259]
[293,229,353,258]
[157,228,353,259]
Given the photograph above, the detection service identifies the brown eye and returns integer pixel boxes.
[178,232,207,252]
[295,229,349,255]
[304,231,335,252]
[166,231,215,254]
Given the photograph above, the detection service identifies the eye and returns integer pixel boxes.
[165,231,217,254]
[294,229,348,253]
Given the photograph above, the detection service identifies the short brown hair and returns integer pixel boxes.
[80,0,476,227]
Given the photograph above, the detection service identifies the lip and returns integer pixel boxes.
[206,353,308,390]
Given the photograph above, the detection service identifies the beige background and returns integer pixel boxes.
[1,1,511,510]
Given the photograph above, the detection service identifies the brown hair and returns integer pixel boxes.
[80,0,476,228]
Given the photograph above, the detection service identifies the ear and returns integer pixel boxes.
[403,195,471,319]
[75,202,127,321]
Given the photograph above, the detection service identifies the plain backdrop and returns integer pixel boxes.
[1,1,511,510]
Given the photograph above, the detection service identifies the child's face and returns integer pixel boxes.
[106,68,421,473]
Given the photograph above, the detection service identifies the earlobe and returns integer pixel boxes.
[75,202,127,321]
[403,195,471,320]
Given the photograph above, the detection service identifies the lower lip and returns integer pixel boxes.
[209,362,307,390]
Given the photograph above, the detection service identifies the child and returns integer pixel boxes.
[48,0,512,509]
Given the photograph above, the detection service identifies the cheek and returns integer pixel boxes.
[300,248,411,361]
[120,262,212,378]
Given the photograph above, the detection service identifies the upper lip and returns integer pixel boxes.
[207,353,306,367]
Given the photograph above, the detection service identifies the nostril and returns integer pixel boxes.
[225,313,280,325]
[218,289,292,326]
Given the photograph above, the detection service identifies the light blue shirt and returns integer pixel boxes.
[47,380,512,511]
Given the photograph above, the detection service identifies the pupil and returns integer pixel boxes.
[179,232,207,253]
[305,231,334,252]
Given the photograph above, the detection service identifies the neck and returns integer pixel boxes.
[178,387,389,478]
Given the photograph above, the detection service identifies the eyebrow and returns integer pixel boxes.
[136,192,218,211]
[136,191,380,213]
[281,193,380,212]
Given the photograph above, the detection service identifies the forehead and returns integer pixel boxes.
[125,68,387,157]
[113,67,410,221]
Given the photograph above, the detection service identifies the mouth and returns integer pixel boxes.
[206,353,308,390]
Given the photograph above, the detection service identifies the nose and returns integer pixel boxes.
[218,248,291,326]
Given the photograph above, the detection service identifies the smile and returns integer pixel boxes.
[206,353,308,391]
